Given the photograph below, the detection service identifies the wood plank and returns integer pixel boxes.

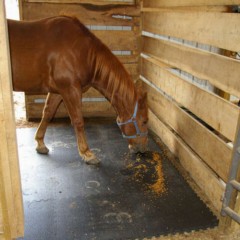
[143,0,240,7]
[0,2,24,238]
[141,57,239,142]
[20,2,140,26]
[0,194,3,235]
[115,55,138,64]
[24,0,135,4]
[124,64,139,80]
[93,30,138,51]
[142,12,240,52]
[144,82,232,181]
[142,6,230,13]
[26,99,116,119]
[148,109,225,212]
[142,36,240,98]
[25,89,103,100]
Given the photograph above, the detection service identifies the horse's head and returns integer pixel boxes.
[117,90,148,153]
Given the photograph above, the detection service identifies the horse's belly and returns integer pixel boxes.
[11,58,50,93]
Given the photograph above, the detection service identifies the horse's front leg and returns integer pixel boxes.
[35,93,62,154]
[61,87,100,165]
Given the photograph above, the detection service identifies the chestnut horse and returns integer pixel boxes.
[8,16,148,165]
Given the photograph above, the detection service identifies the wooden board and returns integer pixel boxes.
[142,36,240,99]
[25,95,116,120]
[142,12,240,52]
[20,1,140,26]
[23,0,135,4]
[141,57,239,142]
[0,195,3,236]
[143,0,240,7]
[93,31,138,51]
[148,109,225,212]
[0,2,24,238]
[144,82,232,181]
[142,6,230,13]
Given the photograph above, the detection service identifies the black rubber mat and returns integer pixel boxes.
[17,119,218,240]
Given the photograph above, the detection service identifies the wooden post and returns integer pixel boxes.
[0,1,24,239]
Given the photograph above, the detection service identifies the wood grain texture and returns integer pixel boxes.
[142,6,229,13]
[148,109,225,212]
[20,2,140,26]
[0,200,3,234]
[142,36,240,98]
[142,12,240,52]
[93,30,138,51]
[23,0,135,4]
[141,57,239,142]
[144,82,232,181]
[143,0,240,7]
[25,95,116,120]
[0,2,24,238]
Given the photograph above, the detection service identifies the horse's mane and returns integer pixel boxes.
[91,43,136,107]
[68,16,137,111]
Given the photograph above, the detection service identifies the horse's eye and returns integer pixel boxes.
[143,121,147,125]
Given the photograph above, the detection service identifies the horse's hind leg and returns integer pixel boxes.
[60,87,100,165]
[35,93,62,154]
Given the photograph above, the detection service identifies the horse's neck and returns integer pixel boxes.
[112,91,136,120]
[92,77,136,119]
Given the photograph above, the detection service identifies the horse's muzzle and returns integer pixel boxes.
[128,143,148,154]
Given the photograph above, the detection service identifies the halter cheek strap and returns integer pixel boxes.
[116,102,148,139]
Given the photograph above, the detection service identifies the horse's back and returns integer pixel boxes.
[8,16,93,93]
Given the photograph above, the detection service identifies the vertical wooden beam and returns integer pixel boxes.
[0,1,24,239]
[18,0,23,20]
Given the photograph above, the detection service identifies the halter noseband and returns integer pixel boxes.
[116,102,148,139]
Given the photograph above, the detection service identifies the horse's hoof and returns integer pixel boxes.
[85,157,100,165]
[36,146,49,154]
[81,150,100,165]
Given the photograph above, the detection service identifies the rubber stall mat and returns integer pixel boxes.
[17,120,218,240]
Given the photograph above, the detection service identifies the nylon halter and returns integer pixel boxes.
[116,102,148,139]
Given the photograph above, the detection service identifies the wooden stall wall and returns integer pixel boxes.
[19,0,140,120]
[141,0,240,215]
[0,1,24,239]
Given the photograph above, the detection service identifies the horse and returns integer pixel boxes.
[8,16,148,165]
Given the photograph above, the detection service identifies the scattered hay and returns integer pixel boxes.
[122,151,167,196]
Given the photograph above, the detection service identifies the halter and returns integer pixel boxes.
[116,102,148,139]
